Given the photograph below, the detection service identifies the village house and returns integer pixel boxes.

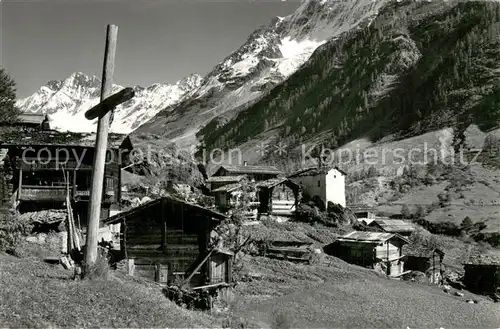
[369,219,416,236]
[288,166,346,208]
[403,246,445,284]
[0,126,133,223]
[324,231,409,277]
[101,196,232,287]
[211,162,283,182]
[256,178,300,216]
[463,255,500,296]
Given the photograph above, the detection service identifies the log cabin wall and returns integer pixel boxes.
[117,199,214,287]
[330,242,376,267]
[464,264,500,294]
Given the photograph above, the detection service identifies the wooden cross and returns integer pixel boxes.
[83,24,135,270]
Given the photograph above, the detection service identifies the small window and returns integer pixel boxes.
[334,175,337,178]
[317,180,321,187]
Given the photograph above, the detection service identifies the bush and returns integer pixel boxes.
[0,210,32,253]
[460,216,473,232]
[296,203,328,224]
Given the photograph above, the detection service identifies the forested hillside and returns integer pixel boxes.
[199,0,500,152]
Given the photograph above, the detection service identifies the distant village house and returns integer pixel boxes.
[288,166,346,208]
[324,231,409,277]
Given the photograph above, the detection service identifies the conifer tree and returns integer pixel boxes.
[0,67,19,123]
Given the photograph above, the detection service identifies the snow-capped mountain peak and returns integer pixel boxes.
[16,73,203,134]
[133,0,388,148]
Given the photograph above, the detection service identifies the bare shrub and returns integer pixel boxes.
[0,209,32,254]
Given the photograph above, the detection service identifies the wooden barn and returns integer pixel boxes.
[256,178,300,216]
[463,255,500,296]
[324,231,409,277]
[102,196,233,288]
[206,175,247,192]
[369,219,416,236]
[211,163,283,182]
[211,183,246,211]
[0,126,133,222]
[403,246,445,284]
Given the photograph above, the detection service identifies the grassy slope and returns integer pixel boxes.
[1,237,499,328]
[233,256,500,329]
[0,254,219,328]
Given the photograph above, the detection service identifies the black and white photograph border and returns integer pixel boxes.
[0,0,499,328]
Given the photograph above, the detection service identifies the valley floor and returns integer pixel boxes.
[1,253,499,328]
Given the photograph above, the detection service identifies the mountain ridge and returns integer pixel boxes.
[16,72,203,134]
[131,0,389,148]
[199,0,500,158]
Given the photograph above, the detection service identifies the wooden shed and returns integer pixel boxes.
[324,231,409,277]
[463,255,500,295]
[256,178,300,216]
[211,183,245,211]
[403,246,445,284]
[102,196,232,288]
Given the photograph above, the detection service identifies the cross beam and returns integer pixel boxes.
[85,87,135,120]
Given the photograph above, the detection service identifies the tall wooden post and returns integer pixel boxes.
[84,24,118,269]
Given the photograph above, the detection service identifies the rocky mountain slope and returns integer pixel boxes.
[132,0,389,148]
[16,72,203,134]
[200,0,500,155]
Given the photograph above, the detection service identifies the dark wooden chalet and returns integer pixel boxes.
[102,196,232,287]
[324,231,409,277]
[256,178,300,216]
[463,255,500,295]
[212,163,283,182]
[403,246,445,284]
[0,127,133,223]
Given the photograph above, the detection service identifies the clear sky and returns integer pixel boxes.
[1,0,299,98]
